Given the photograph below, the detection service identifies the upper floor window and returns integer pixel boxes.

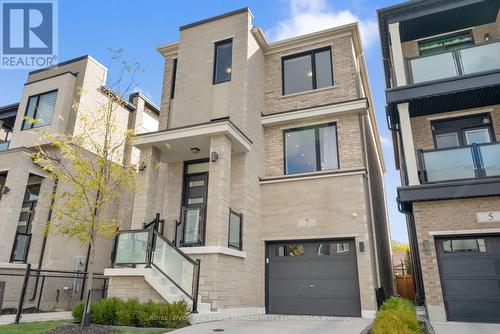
[21,90,57,130]
[0,172,7,201]
[432,114,493,149]
[284,123,338,175]
[213,39,232,84]
[170,58,178,99]
[282,47,333,95]
[418,31,473,56]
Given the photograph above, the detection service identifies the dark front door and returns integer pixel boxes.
[436,236,500,323]
[266,239,361,316]
[180,173,208,246]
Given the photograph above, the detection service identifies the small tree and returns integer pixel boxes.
[31,52,143,328]
[391,240,410,253]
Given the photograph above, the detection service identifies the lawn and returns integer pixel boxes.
[0,321,171,334]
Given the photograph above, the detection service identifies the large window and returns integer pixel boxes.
[22,90,58,130]
[170,58,177,99]
[284,123,339,174]
[418,30,473,56]
[282,48,333,95]
[228,210,242,250]
[432,114,494,149]
[213,39,232,84]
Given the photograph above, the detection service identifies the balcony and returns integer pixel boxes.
[418,142,500,183]
[407,41,500,84]
[175,205,206,247]
[0,140,9,151]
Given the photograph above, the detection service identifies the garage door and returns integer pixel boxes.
[436,236,500,322]
[266,239,361,316]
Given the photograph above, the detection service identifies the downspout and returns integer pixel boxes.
[359,112,381,289]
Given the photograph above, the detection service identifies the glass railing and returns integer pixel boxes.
[419,142,500,183]
[10,233,31,262]
[408,41,500,84]
[175,205,206,247]
[0,140,9,151]
[152,232,195,297]
[113,230,150,265]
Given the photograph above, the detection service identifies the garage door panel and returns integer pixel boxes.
[267,239,360,317]
[269,279,309,297]
[311,297,361,317]
[309,279,360,297]
[436,236,500,322]
[442,278,500,298]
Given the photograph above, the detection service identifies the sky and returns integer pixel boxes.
[0,0,408,243]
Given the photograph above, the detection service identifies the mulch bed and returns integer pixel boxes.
[43,324,114,334]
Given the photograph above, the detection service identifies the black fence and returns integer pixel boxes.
[0,265,108,323]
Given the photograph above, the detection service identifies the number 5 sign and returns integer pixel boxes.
[476,211,500,223]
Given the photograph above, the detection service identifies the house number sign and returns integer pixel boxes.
[476,211,500,223]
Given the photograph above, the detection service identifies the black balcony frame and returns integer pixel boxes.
[417,141,500,184]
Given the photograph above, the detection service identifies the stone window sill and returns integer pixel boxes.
[179,246,247,258]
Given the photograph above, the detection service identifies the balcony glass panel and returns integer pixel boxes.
[153,235,194,296]
[409,52,458,83]
[479,143,500,177]
[460,42,500,75]
[0,141,9,151]
[114,231,149,264]
[423,147,475,182]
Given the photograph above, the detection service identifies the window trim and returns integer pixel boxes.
[21,89,58,131]
[281,47,334,96]
[283,122,339,175]
[431,113,495,148]
[213,38,233,85]
[170,58,178,99]
[228,209,243,251]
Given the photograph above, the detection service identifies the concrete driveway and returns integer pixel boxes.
[432,321,500,334]
[173,316,372,334]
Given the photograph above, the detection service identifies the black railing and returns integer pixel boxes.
[418,141,500,184]
[112,214,201,313]
[175,205,206,247]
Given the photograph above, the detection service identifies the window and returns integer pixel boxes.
[274,244,304,256]
[228,210,242,250]
[282,48,333,95]
[0,172,7,201]
[170,58,177,99]
[418,30,474,56]
[213,39,232,84]
[317,242,350,255]
[284,123,338,174]
[443,238,486,253]
[432,114,493,149]
[21,90,58,130]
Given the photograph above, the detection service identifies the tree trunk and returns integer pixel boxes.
[81,228,96,330]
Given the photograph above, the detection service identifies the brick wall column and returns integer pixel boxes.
[0,168,30,262]
[205,134,232,246]
[131,146,161,229]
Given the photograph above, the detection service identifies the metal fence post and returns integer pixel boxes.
[191,259,201,314]
[15,263,31,324]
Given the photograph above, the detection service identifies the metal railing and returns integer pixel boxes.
[112,214,201,313]
[418,141,500,183]
[407,40,500,84]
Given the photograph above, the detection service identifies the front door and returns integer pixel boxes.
[180,165,209,246]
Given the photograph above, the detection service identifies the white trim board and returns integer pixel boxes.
[429,228,500,236]
[180,246,247,258]
[260,170,366,184]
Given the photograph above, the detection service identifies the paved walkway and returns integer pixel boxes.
[173,316,372,334]
[0,311,73,325]
[432,321,500,334]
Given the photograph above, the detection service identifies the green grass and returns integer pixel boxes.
[0,320,68,334]
[0,321,172,334]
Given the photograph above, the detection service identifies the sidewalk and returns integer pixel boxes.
[0,311,72,325]
[432,321,500,334]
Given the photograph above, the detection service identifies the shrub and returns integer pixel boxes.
[71,301,85,323]
[71,297,190,328]
[372,297,420,334]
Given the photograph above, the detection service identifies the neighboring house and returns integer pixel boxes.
[0,56,159,308]
[392,251,406,276]
[378,0,500,323]
[106,8,393,320]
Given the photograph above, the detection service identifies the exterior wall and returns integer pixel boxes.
[107,276,164,303]
[261,173,377,312]
[264,112,364,177]
[264,35,359,115]
[410,104,500,151]
[412,196,500,321]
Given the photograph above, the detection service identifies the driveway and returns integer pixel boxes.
[173,316,372,334]
[432,321,500,334]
